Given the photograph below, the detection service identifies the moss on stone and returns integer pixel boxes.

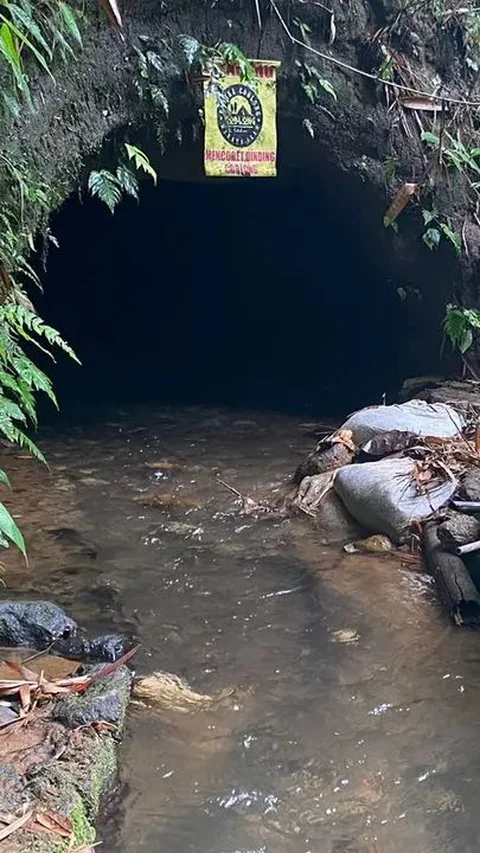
[12,731,119,853]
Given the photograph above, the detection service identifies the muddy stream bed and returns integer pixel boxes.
[3,405,480,853]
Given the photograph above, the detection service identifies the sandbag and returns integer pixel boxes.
[335,457,457,543]
[340,400,464,446]
[294,473,362,542]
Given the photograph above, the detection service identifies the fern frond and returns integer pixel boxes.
[116,165,139,200]
[0,414,46,463]
[1,303,80,363]
[88,170,122,213]
[11,355,57,403]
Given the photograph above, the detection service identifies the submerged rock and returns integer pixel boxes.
[0,600,131,664]
[0,600,77,647]
[46,527,97,558]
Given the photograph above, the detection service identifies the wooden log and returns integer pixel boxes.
[293,442,354,485]
[423,522,480,626]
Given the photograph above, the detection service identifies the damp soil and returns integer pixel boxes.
[3,405,480,853]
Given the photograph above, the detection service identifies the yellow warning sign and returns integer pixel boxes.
[204,61,280,178]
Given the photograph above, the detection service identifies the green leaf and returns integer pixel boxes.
[422,208,436,225]
[0,14,54,80]
[6,3,53,59]
[150,86,169,115]
[0,469,11,489]
[303,118,315,138]
[0,21,27,93]
[176,34,201,68]
[58,2,83,46]
[442,305,478,356]
[439,222,461,255]
[420,131,441,147]
[146,50,163,72]
[318,78,337,101]
[423,227,441,250]
[124,144,157,184]
[301,81,316,104]
[459,327,473,353]
[0,501,26,558]
[0,21,20,69]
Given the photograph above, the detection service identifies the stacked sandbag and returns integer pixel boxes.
[340,400,464,446]
[335,457,457,543]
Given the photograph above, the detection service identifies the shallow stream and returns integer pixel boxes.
[4,405,480,853]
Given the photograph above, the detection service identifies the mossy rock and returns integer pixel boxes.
[14,733,118,852]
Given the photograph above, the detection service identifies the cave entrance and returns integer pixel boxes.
[39,163,406,418]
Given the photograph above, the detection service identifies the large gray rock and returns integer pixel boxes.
[460,468,480,502]
[53,666,132,729]
[0,600,77,647]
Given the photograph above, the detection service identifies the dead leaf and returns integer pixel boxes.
[0,265,11,294]
[328,10,336,44]
[399,97,445,111]
[475,424,480,455]
[384,182,419,225]
[18,683,31,712]
[99,0,123,29]
[0,809,33,841]
[331,429,356,453]
[32,810,72,838]
[56,644,140,692]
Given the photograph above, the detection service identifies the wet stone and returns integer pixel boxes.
[0,705,19,726]
[46,527,98,559]
[0,765,29,812]
[0,601,77,648]
[52,632,131,663]
[53,665,132,729]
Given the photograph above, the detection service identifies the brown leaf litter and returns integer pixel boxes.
[0,644,139,846]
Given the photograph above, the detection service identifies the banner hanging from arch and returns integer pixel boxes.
[204,60,280,178]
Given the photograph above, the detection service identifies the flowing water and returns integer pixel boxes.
[4,405,480,853]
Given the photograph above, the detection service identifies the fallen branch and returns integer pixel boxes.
[216,478,275,514]
[423,522,480,625]
[0,809,33,841]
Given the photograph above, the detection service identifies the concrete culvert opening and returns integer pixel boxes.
[40,158,409,418]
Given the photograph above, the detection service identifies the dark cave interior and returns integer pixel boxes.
[38,169,414,419]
